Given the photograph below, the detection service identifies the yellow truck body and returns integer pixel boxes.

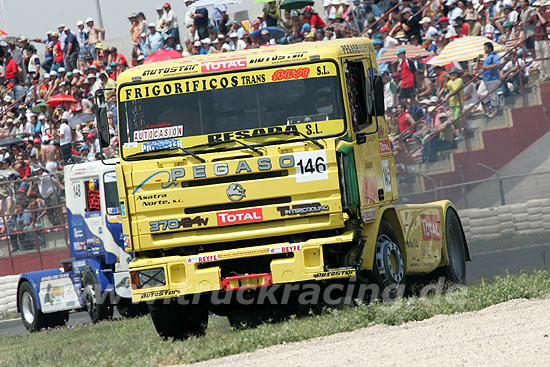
[110,38,470,336]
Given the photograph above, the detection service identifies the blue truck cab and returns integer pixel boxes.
[16,160,142,331]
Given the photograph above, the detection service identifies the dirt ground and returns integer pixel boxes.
[190,297,550,367]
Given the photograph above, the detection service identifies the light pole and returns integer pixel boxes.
[95,0,104,29]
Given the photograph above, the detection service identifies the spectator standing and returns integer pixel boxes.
[264,1,280,27]
[401,7,422,43]
[530,1,550,80]
[194,5,209,40]
[34,165,62,226]
[4,52,18,84]
[50,32,64,73]
[162,3,180,44]
[442,67,464,133]
[212,3,228,31]
[477,41,500,118]
[520,0,536,59]
[86,18,105,60]
[183,0,195,50]
[59,118,72,164]
[63,27,79,71]
[396,48,416,101]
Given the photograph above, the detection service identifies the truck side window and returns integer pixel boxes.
[103,172,121,215]
[86,179,101,212]
[345,61,368,131]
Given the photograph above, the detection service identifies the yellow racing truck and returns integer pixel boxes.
[96,38,470,339]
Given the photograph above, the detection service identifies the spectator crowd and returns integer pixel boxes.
[0,0,548,251]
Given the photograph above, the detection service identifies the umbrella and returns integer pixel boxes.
[250,26,286,41]
[46,94,77,107]
[378,45,432,63]
[428,36,505,66]
[0,137,22,147]
[279,0,314,10]
[31,101,48,113]
[422,55,457,68]
[68,113,95,128]
[1,36,23,47]
[254,0,273,3]
[144,49,184,64]
[190,0,241,7]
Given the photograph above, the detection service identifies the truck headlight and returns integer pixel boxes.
[130,268,166,289]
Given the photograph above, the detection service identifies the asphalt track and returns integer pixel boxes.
[1,243,549,338]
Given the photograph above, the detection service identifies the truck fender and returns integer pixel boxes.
[17,268,65,313]
[359,205,407,272]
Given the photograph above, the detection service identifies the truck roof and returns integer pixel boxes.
[117,38,376,85]
[63,159,118,180]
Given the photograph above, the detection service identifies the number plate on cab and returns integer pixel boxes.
[294,151,328,183]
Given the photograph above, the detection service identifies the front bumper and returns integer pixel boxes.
[130,231,356,302]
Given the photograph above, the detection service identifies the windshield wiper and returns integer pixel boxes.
[189,138,264,156]
[126,146,205,162]
[262,130,324,149]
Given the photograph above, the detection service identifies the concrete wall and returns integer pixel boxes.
[0,275,18,315]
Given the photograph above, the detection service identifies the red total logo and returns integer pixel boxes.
[379,139,391,154]
[420,214,441,241]
[272,68,310,81]
[217,208,263,225]
[201,58,247,72]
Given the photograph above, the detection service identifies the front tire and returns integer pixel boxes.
[82,270,113,323]
[441,209,467,283]
[148,298,208,340]
[371,219,406,298]
[19,282,68,332]
[117,298,148,318]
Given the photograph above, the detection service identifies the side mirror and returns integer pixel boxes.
[365,75,385,117]
[96,106,110,149]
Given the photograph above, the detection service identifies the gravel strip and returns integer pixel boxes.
[189,297,550,367]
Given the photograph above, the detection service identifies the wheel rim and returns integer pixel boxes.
[83,284,96,314]
[376,234,405,284]
[447,225,465,280]
[22,292,35,324]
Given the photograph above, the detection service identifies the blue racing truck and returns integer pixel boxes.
[16,160,143,331]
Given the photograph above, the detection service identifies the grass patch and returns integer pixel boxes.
[1,270,550,367]
[0,312,18,321]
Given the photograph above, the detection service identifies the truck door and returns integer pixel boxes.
[344,60,395,216]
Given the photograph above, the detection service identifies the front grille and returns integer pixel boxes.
[184,196,291,214]
[181,170,288,188]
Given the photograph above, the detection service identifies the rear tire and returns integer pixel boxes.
[148,298,208,340]
[82,270,113,323]
[371,219,406,298]
[441,209,467,284]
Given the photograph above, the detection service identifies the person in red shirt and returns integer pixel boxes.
[4,52,18,84]
[302,5,326,29]
[396,48,416,101]
[109,47,128,68]
[51,32,64,73]
[397,103,416,137]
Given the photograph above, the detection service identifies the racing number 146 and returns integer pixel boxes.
[296,157,327,175]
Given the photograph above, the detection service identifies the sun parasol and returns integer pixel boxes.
[46,94,77,107]
[31,101,49,113]
[68,113,95,128]
[378,44,432,63]
[427,36,505,66]
[144,49,184,64]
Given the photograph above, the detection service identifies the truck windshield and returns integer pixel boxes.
[118,63,345,147]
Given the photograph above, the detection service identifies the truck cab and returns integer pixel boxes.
[16,160,143,332]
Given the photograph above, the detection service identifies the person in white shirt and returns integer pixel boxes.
[162,2,180,44]
[229,33,246,51]
[183,0,195,50]
[59,119,72,164]
[446,0,464,25]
